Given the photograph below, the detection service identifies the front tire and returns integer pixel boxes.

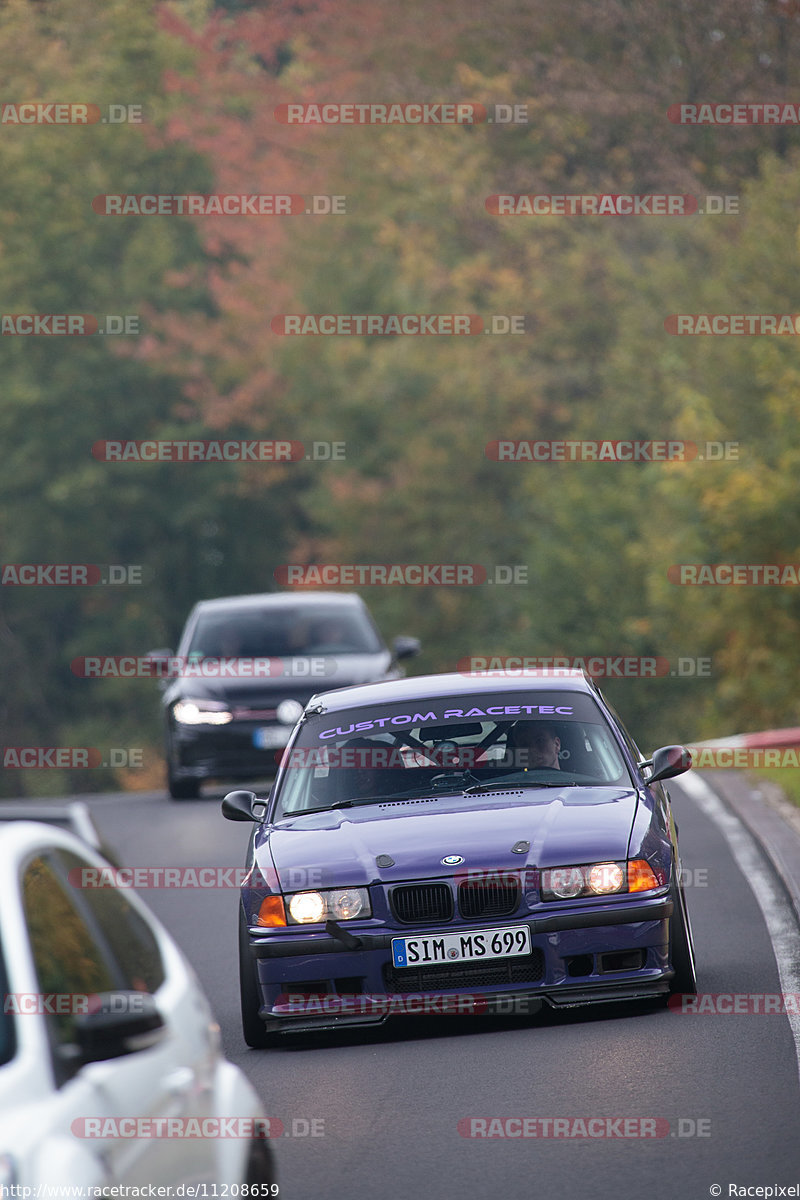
[166,731,201,799]
[244,1136,276,1184]
[668,879,697,995]
[168,773,201,800]
[239,910,277,1048]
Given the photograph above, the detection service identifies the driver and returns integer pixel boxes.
[310,617,350,650]
[334,736,381,800]
[512,721,561,770]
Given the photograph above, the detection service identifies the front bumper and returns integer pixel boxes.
[246,894,674,1034]
[169,722,291,782]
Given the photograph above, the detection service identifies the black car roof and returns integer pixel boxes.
[305,669,598,714]
[190,591,367,614]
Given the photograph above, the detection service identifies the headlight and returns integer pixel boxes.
[287,887,371,924]
[277,699,304,725]
[288,892,326,924]
[545,866,584,899]
[173,699,233,726]
[540,859,658,901]
[587,862,625,894]
[329,888,367,920]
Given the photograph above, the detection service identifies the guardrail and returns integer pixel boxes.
[690,728,800,751]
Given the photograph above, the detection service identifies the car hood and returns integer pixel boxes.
[260,786,642,890]
[164,651,396,705]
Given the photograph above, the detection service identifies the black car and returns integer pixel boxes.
[151,592,420,799]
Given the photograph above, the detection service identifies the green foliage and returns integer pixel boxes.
[5,0,800,793]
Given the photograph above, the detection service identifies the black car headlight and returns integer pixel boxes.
[172,699,233,726]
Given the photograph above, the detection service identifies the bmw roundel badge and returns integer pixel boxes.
[441,854,464,866]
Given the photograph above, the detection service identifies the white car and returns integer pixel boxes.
[0,821,275,1188]
[0,799,116,859]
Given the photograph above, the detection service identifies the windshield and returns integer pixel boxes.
[187,604,384,659]
[274,690,633,817]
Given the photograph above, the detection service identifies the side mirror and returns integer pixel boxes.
[222,789,266,822]
[392,635,421,661]
[640,745,692,784]
[72,992,165,1064]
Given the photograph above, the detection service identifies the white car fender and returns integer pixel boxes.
[26,1134,109,1189]
[209,1058,271,1182]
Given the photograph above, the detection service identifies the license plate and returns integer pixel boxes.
[391,924,531,968]
[253,726,291,749]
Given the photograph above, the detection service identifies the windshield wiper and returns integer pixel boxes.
[464,775,583,793]
[278,797,407,817]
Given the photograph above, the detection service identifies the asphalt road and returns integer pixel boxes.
[72,778,800,1200]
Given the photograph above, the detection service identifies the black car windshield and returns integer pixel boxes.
[275,690,633,817]
[186,605,384,659]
